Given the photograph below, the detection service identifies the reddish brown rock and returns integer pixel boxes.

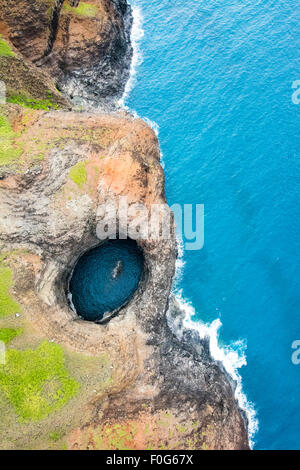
[0,0,133,107]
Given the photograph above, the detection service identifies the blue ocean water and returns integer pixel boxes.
[126,0,300,449]
[70,239,144,321]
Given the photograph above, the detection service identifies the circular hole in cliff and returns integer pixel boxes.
[68,239,144,323]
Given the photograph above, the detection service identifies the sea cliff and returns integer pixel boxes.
[0,0,249,450]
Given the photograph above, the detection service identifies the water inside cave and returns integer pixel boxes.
[69,239,144,322]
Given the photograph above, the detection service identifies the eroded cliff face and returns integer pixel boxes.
[0,0,249,450]
[0,0,132,108]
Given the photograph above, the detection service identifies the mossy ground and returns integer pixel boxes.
[0,341,112,448]
[7,93,61,111]
[0,106,60,171]
[0,114,23,166]
[0,36,15,58]
[0,328,23,344]
[49,430,65,442]
[68,161,87,187]
[63,2,99,18]
[0,341,79,422]
[0,261,21,318]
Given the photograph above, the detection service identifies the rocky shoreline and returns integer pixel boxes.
[0,0,249,449]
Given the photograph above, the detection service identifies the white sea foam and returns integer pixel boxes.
[143,117,165,168]
[170,243,259,448]
[173,236,185,285]
[144,117,159,136]
[119,4,165,166]
[122,0,258,449]
[119,3,144,108]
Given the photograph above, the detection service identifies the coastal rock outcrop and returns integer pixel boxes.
[0,103,249,449]
[0,0,132,108]
[0,0,249,450]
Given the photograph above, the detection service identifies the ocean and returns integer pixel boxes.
[124,0,300,449]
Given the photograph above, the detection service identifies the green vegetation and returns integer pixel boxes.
[63,2,98,18]
[69,161,87,188]
[0,36,15,57]
[94,423,138,450]
[7,93,60,111]
[0,341,79,422]
[0,114,23,166]
[177,424,187,434]
[49,430,64,442]
[0,262,21,317]
[0,328,23,344]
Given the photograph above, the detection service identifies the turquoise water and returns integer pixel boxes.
[69,239,144,321]
[126,0,300,449]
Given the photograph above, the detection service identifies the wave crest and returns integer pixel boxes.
[169,242,258,448]
[119,3,144,107]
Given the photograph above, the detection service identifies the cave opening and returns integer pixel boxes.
[68,238,144,323]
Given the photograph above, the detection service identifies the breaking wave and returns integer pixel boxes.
[170,241,258,448]
[119,3,144,107]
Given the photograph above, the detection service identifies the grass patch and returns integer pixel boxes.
[49,430,64,442]
[0,328,23,344]
[0,263,21,318]
[69,161,87,188]
[0,36,15,57]
[0,114,23,166]
[63,2,98,18]
[7,93,60,111]
[0,341,80,422]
